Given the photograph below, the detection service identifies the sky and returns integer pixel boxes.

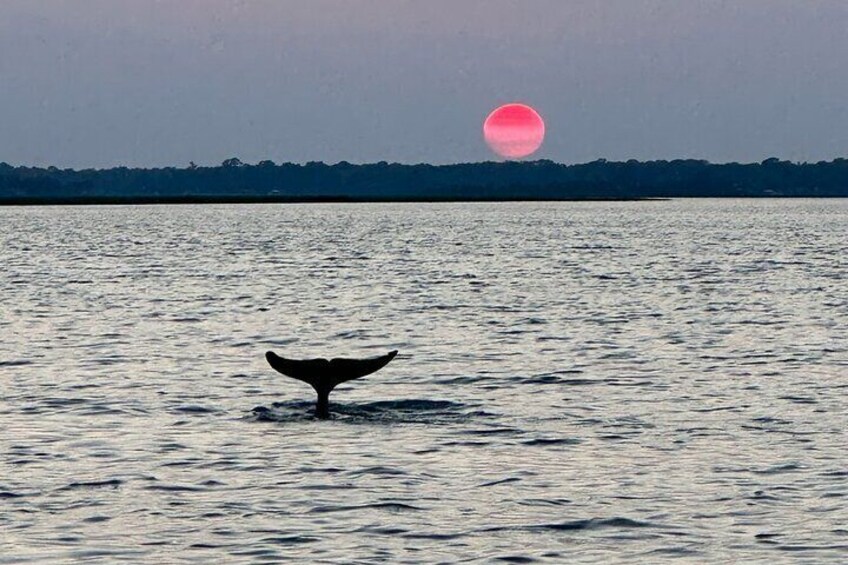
[1,0,847,168]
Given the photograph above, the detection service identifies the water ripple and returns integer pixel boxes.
[1,200,846,563]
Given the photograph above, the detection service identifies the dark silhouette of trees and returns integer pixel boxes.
[1,158,847,204]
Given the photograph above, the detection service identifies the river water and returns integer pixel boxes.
[1,200,846,563]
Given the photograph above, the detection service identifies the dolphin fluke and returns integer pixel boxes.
[265,350,398,419]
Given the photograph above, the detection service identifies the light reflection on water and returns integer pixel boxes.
[1,200,847,563]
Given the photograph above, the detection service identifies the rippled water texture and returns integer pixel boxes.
[1,200,847,563]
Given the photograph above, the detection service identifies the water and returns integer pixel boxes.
[1,200,846,563]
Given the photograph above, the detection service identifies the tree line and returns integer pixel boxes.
[1,158,847,204]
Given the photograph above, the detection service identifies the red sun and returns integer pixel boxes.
[483,103,545,159]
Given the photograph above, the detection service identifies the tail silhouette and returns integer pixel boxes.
[265,350,399,419]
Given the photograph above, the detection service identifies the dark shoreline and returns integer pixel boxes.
[5,195,845,206]
[3,158,848,203]
[0,196,665,206]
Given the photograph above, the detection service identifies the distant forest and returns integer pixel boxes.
[1,158,847,204]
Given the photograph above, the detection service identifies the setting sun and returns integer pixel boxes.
[483,103,545,159]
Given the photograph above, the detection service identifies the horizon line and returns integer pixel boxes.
[3,156,847,172]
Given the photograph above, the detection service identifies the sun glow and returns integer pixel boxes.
[483,103,545,159]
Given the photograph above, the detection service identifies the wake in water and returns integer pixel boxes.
[250,399,492,425]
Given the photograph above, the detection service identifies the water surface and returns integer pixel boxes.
[1,200,847,563]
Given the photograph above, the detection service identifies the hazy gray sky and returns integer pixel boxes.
[1,0,846,167]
